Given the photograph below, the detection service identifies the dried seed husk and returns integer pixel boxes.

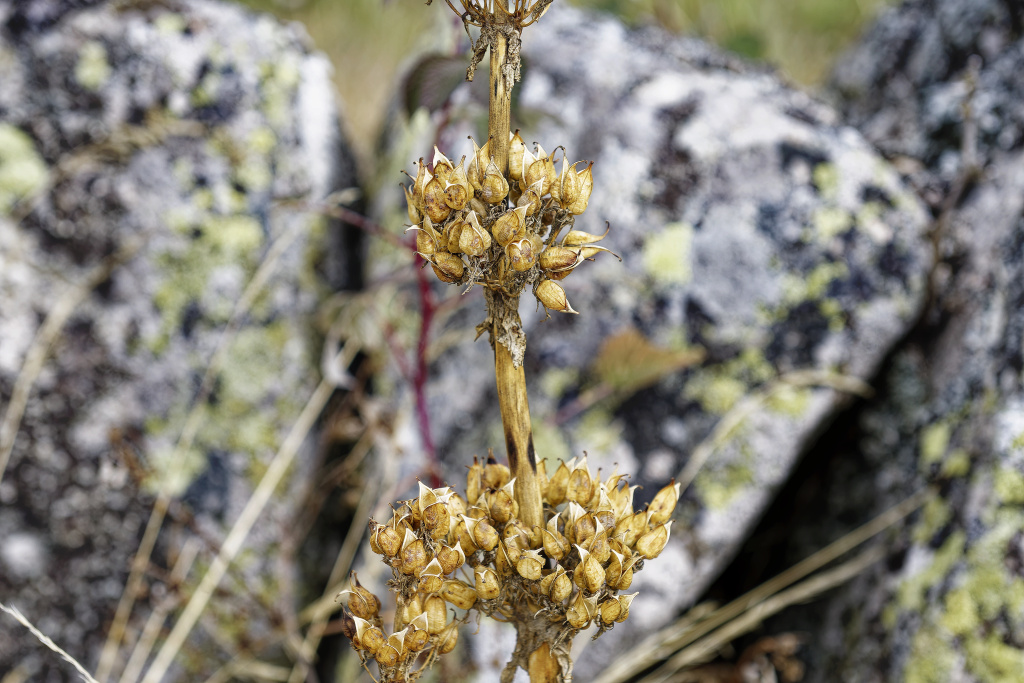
[438,620,460,654]
[388,629,408,660]
[517,549,544,581]
[412,158,431,210]
[341,572,380,620]
[418,558,445,593]
[517,178,545,215]
[424,595,448,634]
[423,501,451,540]
[446,491,467,523]
[453,518,478,554]
[374,641,400,668]
[509,130,527,181]
[571,512,597,548]
[507,238,537,273]
[431,252,464,283]
[418,481,438,511]
[559,159,582,210]
[613,564,634,591]
[404,185,421,224]
[480,159,510,204]
[462,515,499,551]
[489,482,517,524]
[466,455,484,504]
[549,567,573,603]
[648,479,681,525]
[445,161,472,210]
[566,589,592,629]
[525,155,550,197]
[435,541,466,575]
[539,246,583,273]
[399,530,428,575]
[615,592,638,622]
[636,520,673,560]
[535,279,578,314]
[432,146,454,185]
[567,161,594,214]
[460,210,491,256]
[440,579,478,610]
[474,565,501,600]
[566,458,595,505]
[616,510,648,548]
[598,597,621,625]
[590,529,611,565]
[503,537,523,564]
[355,618,386,655]
[340,610,357,642]
[492,206,528,247]
[405,622,430,652]
[542,527,568,562]
[545,152,560,204]
[483,454,511,489]
[573,546,606,594]
[372,520,401,558]
[546,461,571,506]
[467,137,489,192]
[561,225,610,247]
[503,517,531,548]
[605,550,625,587]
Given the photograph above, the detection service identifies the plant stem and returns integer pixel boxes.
[487,2,543,531]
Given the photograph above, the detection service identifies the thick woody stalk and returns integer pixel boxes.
[488,5,543,531]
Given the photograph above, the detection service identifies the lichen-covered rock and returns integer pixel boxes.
[776,2,1024,681]
[372,5,932,677]
[0,1,348,679]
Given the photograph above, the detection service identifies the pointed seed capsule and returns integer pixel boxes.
[405,617,430,652]
[542,527,568,562]
[467,137,489,192]
[568,161,594,215]
[517,549,544,581]
[371,520,402,558]
[431,252,465,283]
[559,159,582,210]
[354,617,386,654]
[440,579,478,610]
[438,620,460,654]
[483,454,511,490]
[517,178,545,216]
[598,598,621,625]
[549,568,573,603]
[431,146,454,185]
[435,542,466,575]
[648,479,681,525]
[424,595,447,634]
[508,238,538,273]
[546,461,571,506]
[492,206,528,247]
[398,528,428,575]
[445,161,472,210]
[636,520,673,560]
[466,456,484,504]
[423,501,451,540]
[535,279,578,314]
[566,589,592,629]
[404,185,421,224]
[462,514,499,551]
[573,545,606,594]
[418,558,445,593]
[411,158,431,210]
[539,246,583,273]
[459,210,491,257]
[566,458,595,505]
[616,592,638,623]
[509,130,527,181]
[489,479,518,524]
[561,225,610,247]
[475,565,501,600]
[480,159,510,204]
[340,572,381,620]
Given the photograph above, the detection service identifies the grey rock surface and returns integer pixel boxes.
[768,1,1024,680]
[372,5,933,678]
[0,0,348,679]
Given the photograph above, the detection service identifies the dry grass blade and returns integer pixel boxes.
[0,603,101,683]
[639,545,886,683]
[97,222,307,682]
[592,488,929,683]
[0,238,142,486]
[140,375,336,683]
[676,369,874,496]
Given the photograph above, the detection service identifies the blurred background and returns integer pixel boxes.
[238,0,893,177]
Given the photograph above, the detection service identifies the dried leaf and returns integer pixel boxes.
[591,327,704,393]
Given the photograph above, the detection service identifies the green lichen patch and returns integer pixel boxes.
[696,459,755,510]
[905,624,957,683]
[75,40,111,91]
[994,466,1024,505]
[897,530,965,613]
[919,421,951,468]
[812,206,852,240]
[683,348,775,415]
[643,222,693,285]
[812,162,840,201]
[0,124,49,215]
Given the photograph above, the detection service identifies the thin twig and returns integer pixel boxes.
[0,603,101,683]
[140,373,336,683]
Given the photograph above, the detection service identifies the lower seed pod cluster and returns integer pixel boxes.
[338,455,679,681]
[404,132,618,316]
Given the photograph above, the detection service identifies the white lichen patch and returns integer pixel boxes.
[74,40,111,91]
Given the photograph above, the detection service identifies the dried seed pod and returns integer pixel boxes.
[424,595,448,634]
[371,520,401,558]
[544,151,560,204]
[605,550,625,587]
[459,210,491,257]
[453,518,478,554]
[636,520,673,560]
[474,565,501,600]
[445,160,472,210]
[489,479,518,524]
[340,610,357,642]
[612,558,637,591]
[339,572,380,620]
[542,527,568,562]
[566,457,595,505]
[573,545,606,594]
[559,159,582,210]
[466,137,489,192]
[535,279,578,314]
[560,225,610,247]
[648,479,681,525]
[438,620,460,654]
[549,567,573,603]
[479,159,510,204]
[411,158,431,210]
[445,218,465,254]
[493,536,513,576]
[517,178,545,216]
[405,614,430,652]
[398,528,428,575]
[546,460,571,506]
[571,512,598,549]
[418,558,445,594]
[509,130,527,181]
[492,206,528,247]
[503,536,523,564]
[440,579,478,610]
[567,161,594,215]
[423,176,452,224]
[589,528,611,565]
[404,185,421,224]
[407,219,442,257]
[354,617,386,654]
[466,455,484,504]
[597,597,621,625]
[539,246,583,273]
[525,154,551,197]
[381,629,407,666]
[435,541,466,575]
[432,146,454,185]
[431,252,465,283]
[616,510,648,548]
[517,549,544,581]
[504,517,532,547]
[399,593,424,630]
[462,514,499,551]
[507,237,538,273]
[615,592,638,622]
[418,481,438,511]
[423,501,451,540]
[483,453,511,490]
[445,491,467,521]
[566,589,596,630]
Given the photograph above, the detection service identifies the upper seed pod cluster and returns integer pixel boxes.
[405,132,617,317]
[338,455,679,681]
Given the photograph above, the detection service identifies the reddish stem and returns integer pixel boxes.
[413,243,442,487]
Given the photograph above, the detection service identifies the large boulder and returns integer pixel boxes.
[366,4,933,678]
[0,1,350,679]
[765,1,1024,680]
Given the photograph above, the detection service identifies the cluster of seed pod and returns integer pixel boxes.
[338,455,679,681]
[405,131,617,316]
